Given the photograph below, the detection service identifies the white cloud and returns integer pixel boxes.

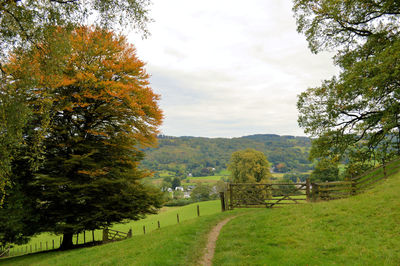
[127,0,339,138]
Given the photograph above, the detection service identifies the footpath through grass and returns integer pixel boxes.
[1,208,248,266]
[213,169,400,265]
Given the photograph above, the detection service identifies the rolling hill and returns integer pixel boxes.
[141,134,313,177]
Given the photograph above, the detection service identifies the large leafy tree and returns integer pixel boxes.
[294,0,400,174]
[228,149,271,183]
[0,0,152,203]
[2,26,163,249]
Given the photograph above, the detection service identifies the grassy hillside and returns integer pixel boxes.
[213,167,400,265]
[7,200,222,256]
[3,162,400,265]
[1,210,248,266]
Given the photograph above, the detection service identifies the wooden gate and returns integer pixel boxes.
[227,182,309,209]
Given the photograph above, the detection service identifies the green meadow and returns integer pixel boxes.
[213,168,400,265]
[2,209,248,266]
[3,163,400,265]
[8,200,222,256]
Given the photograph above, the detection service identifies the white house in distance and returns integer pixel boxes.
[175,186,184,192]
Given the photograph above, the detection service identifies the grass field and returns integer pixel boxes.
[3,162,400,265]
[213,166,400,265]
[7,200,223,256]
[1,209,249,266]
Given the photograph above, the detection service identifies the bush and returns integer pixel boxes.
[164,198,194,207]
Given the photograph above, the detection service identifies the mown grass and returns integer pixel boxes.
[213,166,400,265]
[9,200,222,256]
[1,208,248,266]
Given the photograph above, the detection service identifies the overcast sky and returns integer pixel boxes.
[128,0,339,138]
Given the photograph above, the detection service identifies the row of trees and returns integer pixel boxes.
[1,1,163,250]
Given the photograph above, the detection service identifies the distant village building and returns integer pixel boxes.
[183,191,191,198]
[175,186,184,192]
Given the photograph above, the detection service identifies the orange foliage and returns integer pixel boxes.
[7,26,163,148]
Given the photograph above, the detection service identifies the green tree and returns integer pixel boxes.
[0,153,40,247]
[171,177,181,190]
[228,149,271,183]
[190,183,212,202]
[310,158,339,182]
[3,26,163,249]
[0,0,151,60]
[294,0,400,168]
[0,81,30,204]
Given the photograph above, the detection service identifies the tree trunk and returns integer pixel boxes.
[60,232,74,250]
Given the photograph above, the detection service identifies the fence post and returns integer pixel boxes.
[383,162,387,178]
[229,183,233,210]
[76,234,79,245]
[220,191,226,212]
[197,205,200,216]
[312,183,319,202]
[177,213,180,223]
[158,221,160,229]
[143,225,146,234]
[351,180,357,195]
[306,178,310,201]
[102,228,109,243]
[52,240,54,249]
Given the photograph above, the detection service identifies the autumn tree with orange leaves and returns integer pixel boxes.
[0,27,163,249]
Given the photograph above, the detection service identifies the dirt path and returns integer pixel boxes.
[199,216,236,266]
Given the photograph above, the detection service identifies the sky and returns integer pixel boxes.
[128,0,339,138]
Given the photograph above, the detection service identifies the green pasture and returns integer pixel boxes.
[2,209,248,266]
[213,165,400,265]
[4,161,400,265]
[158,170,175,178]
[185,175,226,185]
[271,172,285,180]
[7,200,222,257]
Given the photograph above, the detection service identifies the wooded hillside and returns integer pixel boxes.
[141,134,312,176]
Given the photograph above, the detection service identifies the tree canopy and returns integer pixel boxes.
[228,148,271,183]
[0,0,152,203]
[0,0,151,59]
[294,0,400,175]
[0,26,163,249]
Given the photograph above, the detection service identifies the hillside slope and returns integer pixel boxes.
[142,134,312,176]
[213,167,400,265]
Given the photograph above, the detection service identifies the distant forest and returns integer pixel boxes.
[141,134,313,177]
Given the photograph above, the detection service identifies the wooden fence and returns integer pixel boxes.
[103,228,132,242]
[224,158,400,208]
[1,204,204,259]
[312,157,400,201]
[225,182,308,209]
